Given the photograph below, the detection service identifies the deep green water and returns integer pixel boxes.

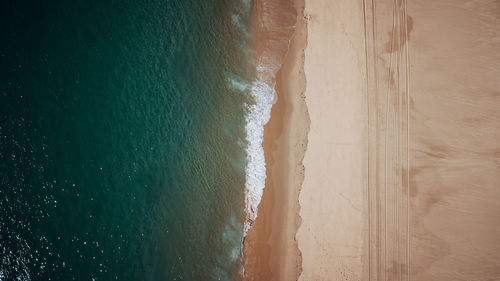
[0,0,253,280]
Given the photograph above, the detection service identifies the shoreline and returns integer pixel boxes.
[242,0,308,280]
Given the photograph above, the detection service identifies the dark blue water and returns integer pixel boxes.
[0,0,253,280]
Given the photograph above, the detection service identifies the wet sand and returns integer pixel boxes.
[242,0,308,280]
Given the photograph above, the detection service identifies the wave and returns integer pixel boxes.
[228,0,297,239]
[243,75,276,233]
[242,1,297,236]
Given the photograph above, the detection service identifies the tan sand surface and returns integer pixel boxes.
[297,0,368,280]
[397,1,500,279]
[297,0,500,280]
[243,0,500,280]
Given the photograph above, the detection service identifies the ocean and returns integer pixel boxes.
[0,0,295,280]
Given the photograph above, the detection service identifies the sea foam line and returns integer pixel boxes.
[231,0,296,241]
[242,72,276,234]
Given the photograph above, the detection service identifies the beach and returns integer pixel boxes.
[242,0,307,280]
[299,0,368,279]
[1,0,498,279]
[243,0,500,280]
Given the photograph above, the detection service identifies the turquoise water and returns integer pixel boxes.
[0,0,257,280]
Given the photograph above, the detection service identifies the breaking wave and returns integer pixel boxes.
[228,0,297,236]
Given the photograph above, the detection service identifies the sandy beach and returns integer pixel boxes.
[298,0,368,280]
[243,0,308,280]
[244,0,500,280]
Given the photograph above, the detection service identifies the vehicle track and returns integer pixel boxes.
[362,0,411,280]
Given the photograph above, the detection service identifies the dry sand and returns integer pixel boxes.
[298,0,500,280]
[244,0,500,280]
[297,0,368,280]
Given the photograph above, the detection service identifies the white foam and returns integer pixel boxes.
[242,66,276,233]
[226,72,250,92]
[228,0,296,243]
[231,14,250,38]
